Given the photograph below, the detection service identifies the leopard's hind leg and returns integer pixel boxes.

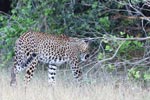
[24,57,38,87]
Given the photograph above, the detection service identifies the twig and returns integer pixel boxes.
[85,36,150,41]
[85,41,125,75]
[111,14,150,20]
[113,37,150,41]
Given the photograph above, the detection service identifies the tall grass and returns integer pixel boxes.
[0,69,150,100]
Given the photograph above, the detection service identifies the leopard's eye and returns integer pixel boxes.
[83,39,89,43]
[85,54,90,59]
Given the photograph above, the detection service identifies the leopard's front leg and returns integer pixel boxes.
[48,64,57,86]
[69,56,82,83]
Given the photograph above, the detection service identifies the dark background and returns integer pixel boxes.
[0,0,11,13]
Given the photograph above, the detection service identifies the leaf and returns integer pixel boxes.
[135,71,140,79]
[11,9,17,14]
[102,38,108,43]
[0,16,4,21]
[92,2,98,9]
[105,45,113,51]
[144,73,150,80]
[120,32,125,35]
[98,53,103,60]
[108,64,115,71]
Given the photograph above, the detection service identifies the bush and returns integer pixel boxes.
[0,0,149,86]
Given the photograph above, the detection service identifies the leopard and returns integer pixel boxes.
[10,31,90,87]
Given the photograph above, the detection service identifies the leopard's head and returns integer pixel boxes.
[78,39,89,53]
[78,39,91,61]
[70,37,91,61]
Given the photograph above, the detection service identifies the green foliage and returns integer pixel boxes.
[98,52,104,60]
[105,45,113,51]
[0,0,38,65]
[118,34,144,59]
[128,66,150,82]
[98,17,110,31]
[97,32,145,81]
[92,2,98,9]
[106,64,115,72]
[128,67,141,80]
[144,73,150,80]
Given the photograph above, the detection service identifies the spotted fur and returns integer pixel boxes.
[10,31,89,86]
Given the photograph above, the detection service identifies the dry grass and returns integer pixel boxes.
[0,69,150,100]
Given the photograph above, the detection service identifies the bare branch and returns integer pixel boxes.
[86,36,150,41]
[85,41,125,75]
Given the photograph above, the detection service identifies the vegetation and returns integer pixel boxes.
[1,0,150,90]
[1,70,150,100]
